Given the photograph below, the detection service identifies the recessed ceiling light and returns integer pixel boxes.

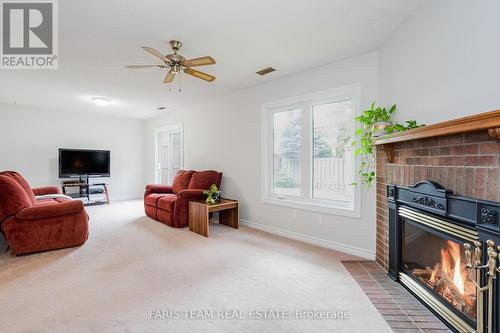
[91,97,112,107]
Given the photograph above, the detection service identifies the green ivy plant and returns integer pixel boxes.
[352,102,423,186]
[203,184,221,204]
[386,119,421,134]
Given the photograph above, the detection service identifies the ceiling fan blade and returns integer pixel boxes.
[125,65,165,69]
[183,56,216,67]
[163,71,176,83]
[184,68,216,82]
[141,46,169,63]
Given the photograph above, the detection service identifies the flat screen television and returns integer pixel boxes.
[59,149,110,178]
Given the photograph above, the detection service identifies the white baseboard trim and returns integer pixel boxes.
[240,219,375,260]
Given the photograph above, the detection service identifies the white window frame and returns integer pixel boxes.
[261,84,361,218]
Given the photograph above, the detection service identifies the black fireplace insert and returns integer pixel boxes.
[387,181,500,333]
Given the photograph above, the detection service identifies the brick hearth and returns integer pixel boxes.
[343,261,452,332]
[375,130,500,270]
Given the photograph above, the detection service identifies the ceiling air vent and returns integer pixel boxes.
[256,67,276,76]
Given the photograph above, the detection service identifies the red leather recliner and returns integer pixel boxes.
[0,171,89,255]
[144,170,222,227]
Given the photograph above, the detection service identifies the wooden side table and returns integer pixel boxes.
[189,199,239,237]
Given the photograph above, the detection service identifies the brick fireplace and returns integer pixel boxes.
[373,110,500,332]
[375,130,500,270]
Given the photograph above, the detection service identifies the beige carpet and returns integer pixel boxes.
[0,200,391,333]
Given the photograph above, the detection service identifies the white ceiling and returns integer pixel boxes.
[0,0,424,119]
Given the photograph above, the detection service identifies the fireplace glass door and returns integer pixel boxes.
[403,220,477,322]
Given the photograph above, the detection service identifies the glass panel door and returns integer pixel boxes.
[156,125,183,184]
[170,132,182,179]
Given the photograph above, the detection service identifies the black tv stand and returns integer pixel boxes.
[61,176,109,206]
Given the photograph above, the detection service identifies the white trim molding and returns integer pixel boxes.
[240,218,375,260]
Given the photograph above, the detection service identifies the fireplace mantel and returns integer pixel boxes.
[374,109,500,162]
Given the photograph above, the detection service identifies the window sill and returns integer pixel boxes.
[261,197,361,218]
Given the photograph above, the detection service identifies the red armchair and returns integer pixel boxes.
[0,171,89,255]
[144,170,222,227]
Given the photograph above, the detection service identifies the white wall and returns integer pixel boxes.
[0,104,145,200]
[379,0,500,124]
[1,0,496,260]
[145,52,379,259]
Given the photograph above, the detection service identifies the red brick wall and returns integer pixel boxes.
[375,130,500,270]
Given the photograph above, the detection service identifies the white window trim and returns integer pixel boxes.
[154,123,184,184]
[261,84,362,218]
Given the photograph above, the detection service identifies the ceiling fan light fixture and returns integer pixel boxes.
[256,67,276,76]
[91,97,112,107]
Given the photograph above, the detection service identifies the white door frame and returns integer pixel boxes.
[154,123,184,184]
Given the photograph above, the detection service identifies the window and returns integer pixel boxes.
[312,100,353,202]
[273,109,301,196]
[262,85,360,217]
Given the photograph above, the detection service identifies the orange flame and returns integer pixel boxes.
[429,240,467,295]
[441,248,451,275]
[448,241,465,294]
[438,240,465,294]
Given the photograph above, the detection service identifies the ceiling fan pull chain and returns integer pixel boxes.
[179,71,182,93]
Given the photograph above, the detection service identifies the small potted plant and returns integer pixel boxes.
[203,184,221,205]
[358,102,396,137]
